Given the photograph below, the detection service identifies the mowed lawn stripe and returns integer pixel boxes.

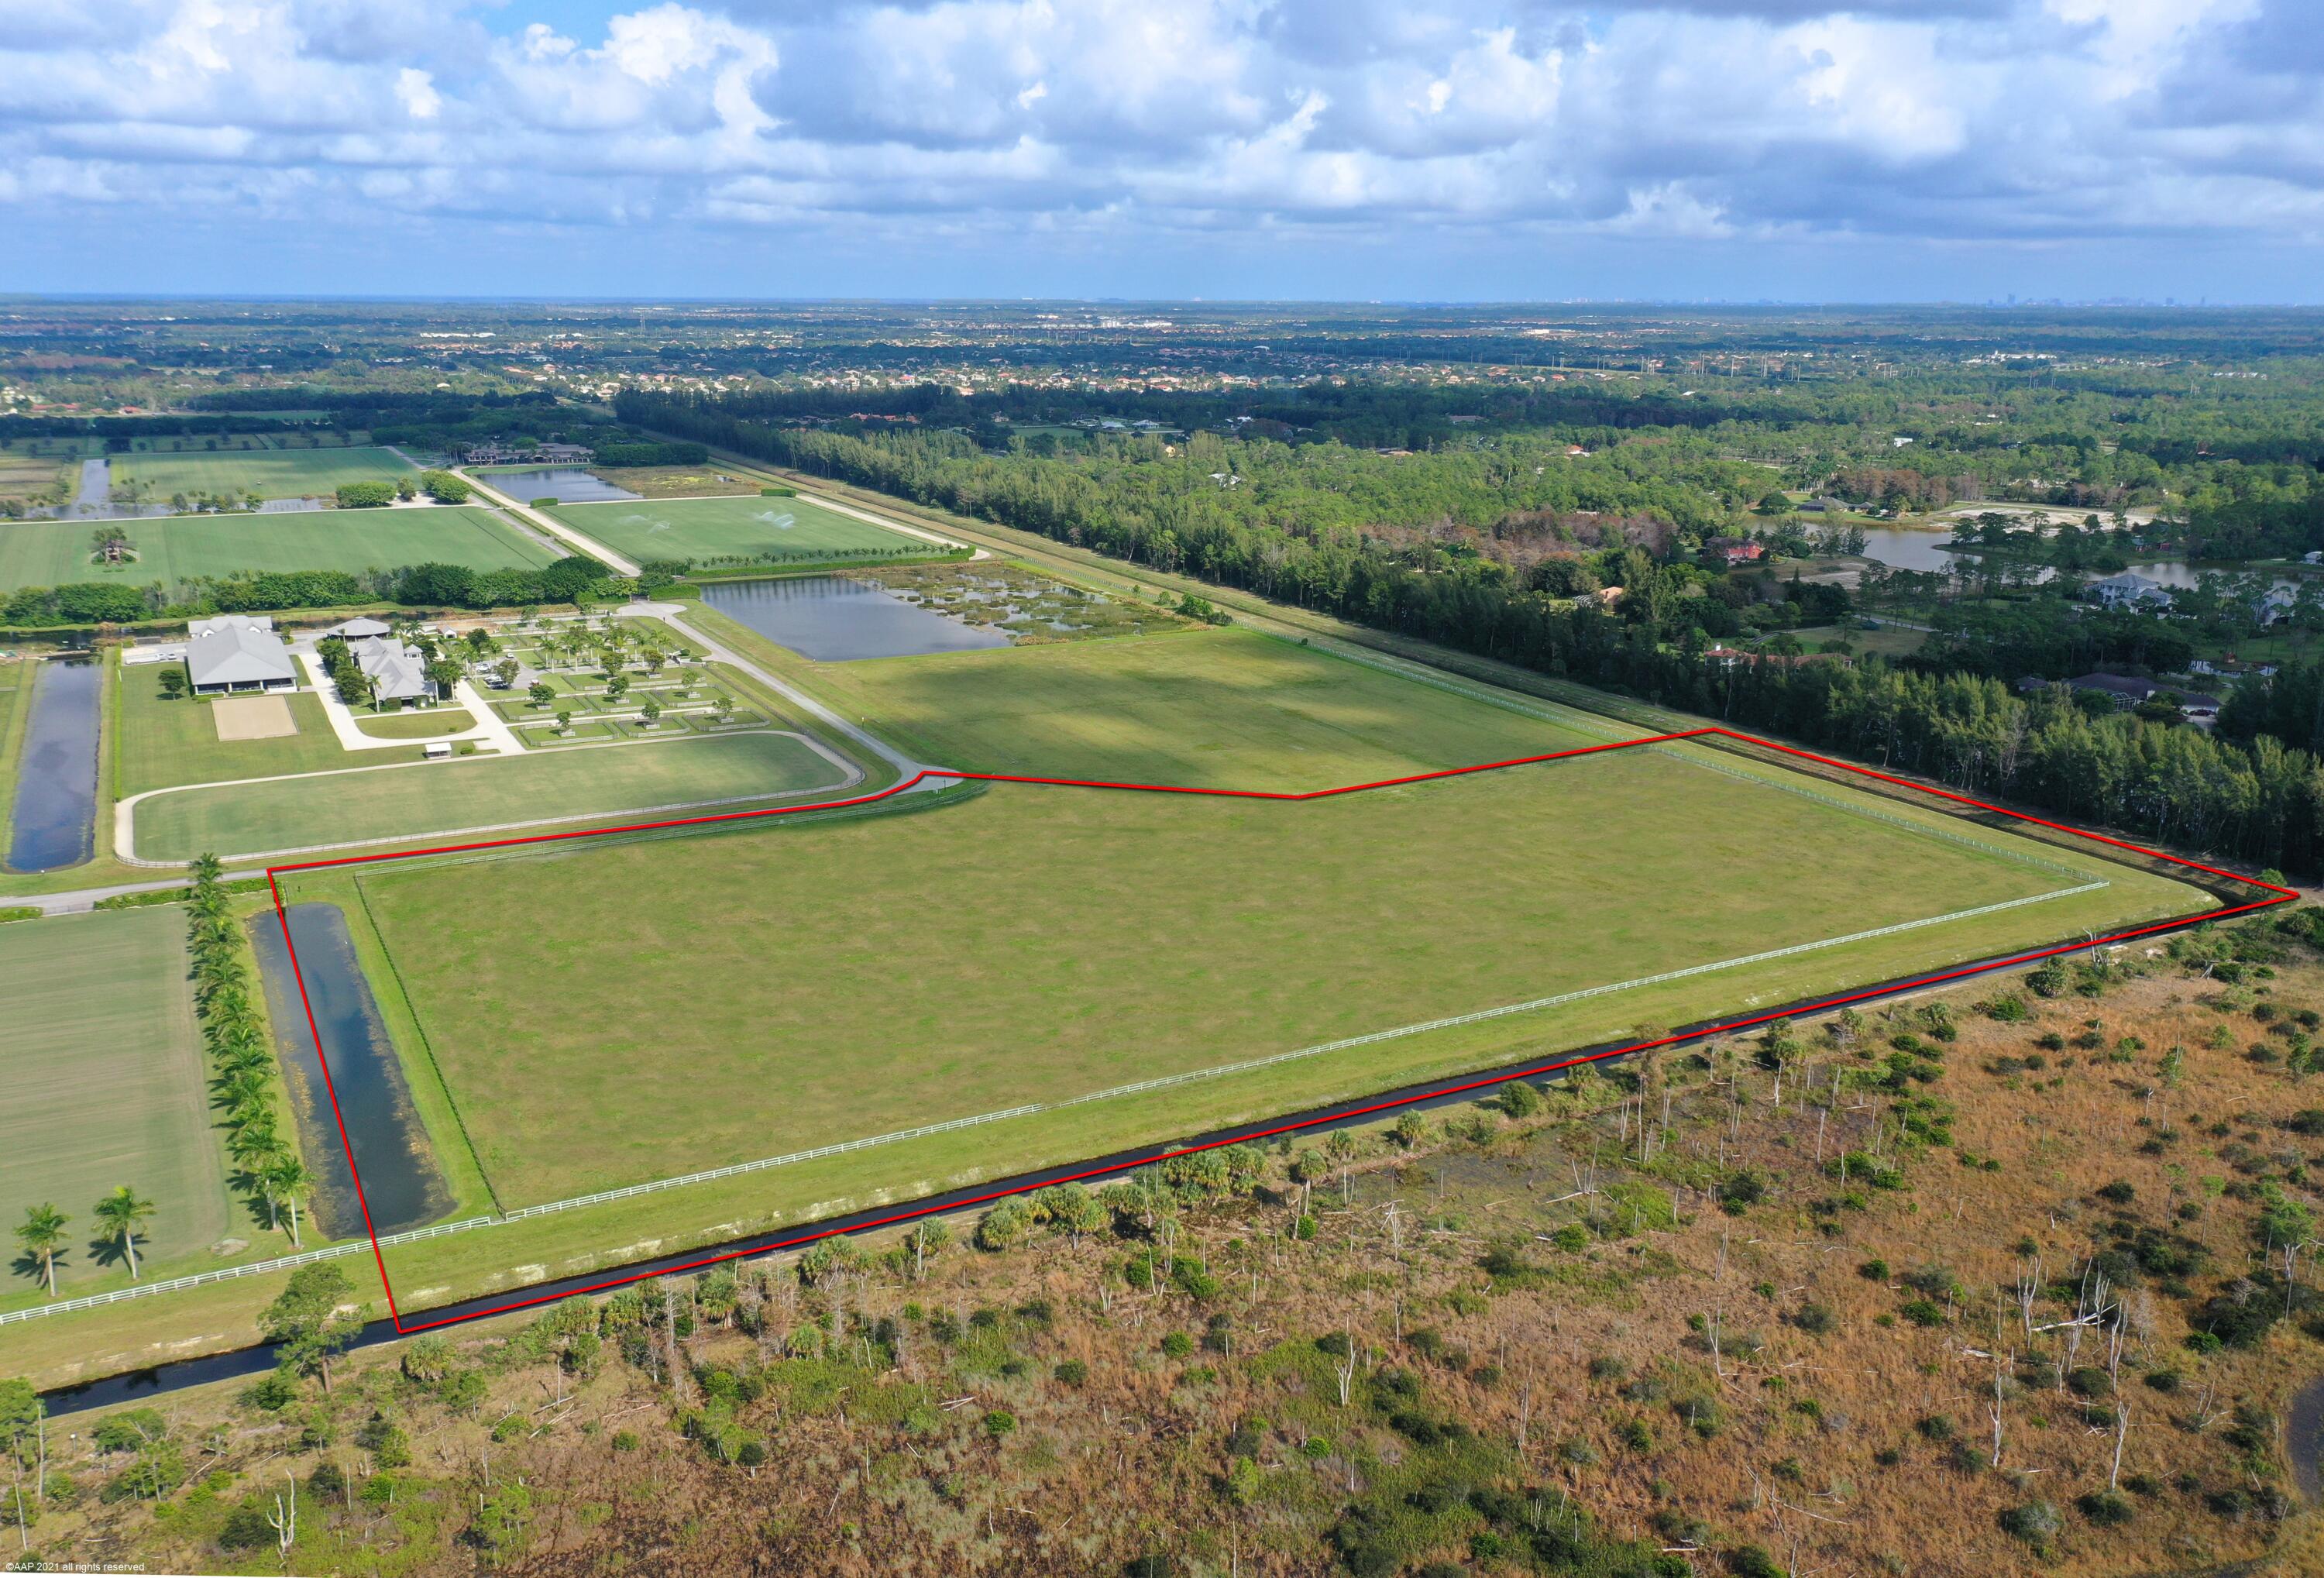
[110,444,414,500]
[779,626,1604,792]
[546,494,917,563]
[0,506,563,594]
[131,729,849,861]
[0,907,229,1287]
[351,753,2125,1208]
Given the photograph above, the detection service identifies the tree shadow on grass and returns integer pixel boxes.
[11,1246,72,1291]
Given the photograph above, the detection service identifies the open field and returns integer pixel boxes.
[748,623,1598,790]
[0,906,229,1291]
[131,727,851,861]
[546,493,920,565]
[0,504,563,593]
[342,751,2201,1212]
[112,444,413,500]
[115,666,421,795]
[0,445,70,509]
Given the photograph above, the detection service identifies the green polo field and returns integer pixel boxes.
[0,907,231,1294]
[545,494,922,564]
[0,505,563,593]
[111,444,414,501]
[325,679,2202,1219]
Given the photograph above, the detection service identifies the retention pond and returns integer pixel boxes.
[5,658,101,872]
[476,466,640,504]
[699,574,1012,661]
[250,902,452,1239]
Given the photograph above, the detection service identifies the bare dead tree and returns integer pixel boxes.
[1991,1352,2009,1468]
[266,1469,297,1556]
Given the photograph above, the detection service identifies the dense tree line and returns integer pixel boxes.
[0,554,609,628]
[593,440,708,467]
[631,390,2324,875]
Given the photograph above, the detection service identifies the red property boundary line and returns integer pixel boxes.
[262,724,2298,1335]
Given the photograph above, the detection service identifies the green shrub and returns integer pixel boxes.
[2000,1500,2061,1546]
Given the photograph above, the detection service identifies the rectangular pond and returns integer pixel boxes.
[5,658,101,872]
[477,466,641,504]
[249,902,454,1238]
[699,574,1014,661]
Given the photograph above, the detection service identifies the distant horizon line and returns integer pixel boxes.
[2,294,2316,313]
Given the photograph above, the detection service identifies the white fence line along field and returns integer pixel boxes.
[0,1217,492,1326]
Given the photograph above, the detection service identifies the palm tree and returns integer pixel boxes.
[92,1187,155,1281]
[227,1122,282,1174]
[15,1203,68,1297]
[263,1154,313,1247]
[188,852,225,885]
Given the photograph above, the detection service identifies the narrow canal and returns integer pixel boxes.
[5,658,101,872]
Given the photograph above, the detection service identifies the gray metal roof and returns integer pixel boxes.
[186,616,294,689]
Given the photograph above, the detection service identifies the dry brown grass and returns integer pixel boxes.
[26,947,2324,1576]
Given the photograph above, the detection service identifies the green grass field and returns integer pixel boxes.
[748,624,1596,790]
[342,751,2200,1211]
[130,729,851,861]
[352,709,475,740]
[545,494,920,564]
[0,907,230,1291]
[115,666,421,795]
[0,505,564,593]
[111,444,413,501]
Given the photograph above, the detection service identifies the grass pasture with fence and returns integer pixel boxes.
[301,624,2208,1324]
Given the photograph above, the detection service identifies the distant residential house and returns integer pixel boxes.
[2089,572,2174,610]
[350,635,437,704]
[2067,672,2158,707]
[186,614,295,696]
[2178,693,2225,722]
[456,440,594,466]
[325,616,393,641]
[1705,538,1765,566]
[1578,586,1625,610]
[2254,585,2299,624]
[1704,645,1748,669]
[2305,551,2322,566]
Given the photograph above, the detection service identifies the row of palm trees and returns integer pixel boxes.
[185,854,312,1253]
[12,1188,153,1296]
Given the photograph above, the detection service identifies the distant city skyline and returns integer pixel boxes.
[4,0,2319,303]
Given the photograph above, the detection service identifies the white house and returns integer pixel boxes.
[186,614,296,696]
[2089,572,2174,611]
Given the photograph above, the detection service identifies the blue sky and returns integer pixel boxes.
[2,0,2319,302]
